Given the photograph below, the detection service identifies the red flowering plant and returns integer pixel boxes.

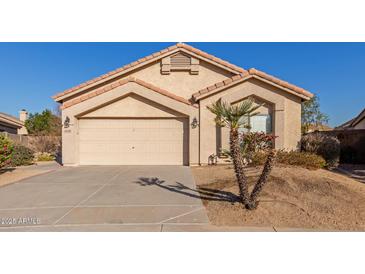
[0,134,14,168]
[240,132,277,164]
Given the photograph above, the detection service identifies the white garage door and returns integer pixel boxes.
[78,118,188,165]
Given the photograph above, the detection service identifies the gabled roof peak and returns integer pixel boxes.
[61,76,195,110]
[53,43,246,102]
[193,68,313,101]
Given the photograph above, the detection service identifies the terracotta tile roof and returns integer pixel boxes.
[60,76,194,110]
[177,43,246,73]
[53,43,245,101]
[193,68,313,100]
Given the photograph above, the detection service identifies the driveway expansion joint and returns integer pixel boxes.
[51,168,126,225]
[159,206,207,224]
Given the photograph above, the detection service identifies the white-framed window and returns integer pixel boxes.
[239,114,272,134]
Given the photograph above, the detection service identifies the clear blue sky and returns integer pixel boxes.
[0,42,363,126]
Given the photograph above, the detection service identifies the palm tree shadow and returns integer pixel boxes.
[135,177,240,203]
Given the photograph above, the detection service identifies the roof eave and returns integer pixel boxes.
[349,109,365,127]
[60,76,197,110]
[52,48,182,102]
[193,75,312,101]
[0,117,23,128]
[251,75,313,100]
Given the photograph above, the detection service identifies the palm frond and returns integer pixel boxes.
[207,97,264,129]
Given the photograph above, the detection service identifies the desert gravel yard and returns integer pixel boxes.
[192,164,365,231]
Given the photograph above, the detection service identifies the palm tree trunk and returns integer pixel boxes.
[246,149,277,209]
[229,128,251,207]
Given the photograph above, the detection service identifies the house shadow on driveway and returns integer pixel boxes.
[135,177,240,203]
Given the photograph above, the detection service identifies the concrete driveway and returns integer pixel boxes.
[0,166,209,231]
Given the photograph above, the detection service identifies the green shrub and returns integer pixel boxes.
[301,132,340,167]
[34,152,55,162]
[10,145,34,166]
[0,134,14,168]
[277,150,326,169]
[240,132,276,154]
[251,150,326,170]
[223,132,277,159]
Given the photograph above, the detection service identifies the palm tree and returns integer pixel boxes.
[207,98,276,210]
[248,149,276,209]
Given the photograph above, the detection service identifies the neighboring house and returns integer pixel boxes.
[53,43,313,166]
[307,124,333,133]
[329,108,365,164]
[0,110,28,135]
[336,108,365,130]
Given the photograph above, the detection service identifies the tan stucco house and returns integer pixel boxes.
[0,110,28,135]
[53,43,313,166]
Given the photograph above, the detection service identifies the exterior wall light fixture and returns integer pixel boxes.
[191,117,199,129]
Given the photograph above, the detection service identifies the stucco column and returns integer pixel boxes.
[199,100,219,164]
[189,114,200,165]
[274,107,285,149]
[61,109,78,166]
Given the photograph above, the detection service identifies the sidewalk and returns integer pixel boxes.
[0,223,334,232]
[336,164,365,183]
[162,224,333,232]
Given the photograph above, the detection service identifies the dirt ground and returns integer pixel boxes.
[0,162,59,187]
[192,164,365,231]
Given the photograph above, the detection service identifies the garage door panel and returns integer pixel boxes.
[79,129,184,142]
[79,142,184,153]
[78,118,188,165]
[79,119,183,128]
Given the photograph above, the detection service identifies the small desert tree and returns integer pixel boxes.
[301,94,329,134]
[25,109,61,136]
[207,99,276,210]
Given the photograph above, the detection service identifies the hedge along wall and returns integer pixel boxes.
[317,129,365,164]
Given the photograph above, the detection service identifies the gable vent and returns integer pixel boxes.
[170,53,191,68]
[161,52,199,75]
